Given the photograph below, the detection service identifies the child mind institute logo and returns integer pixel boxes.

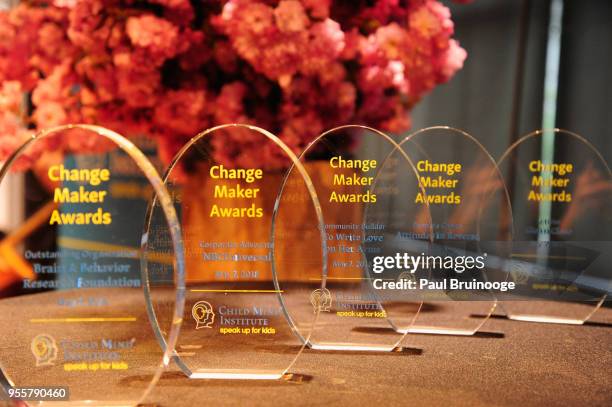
[31,334,58,367]
[192,301,215,329]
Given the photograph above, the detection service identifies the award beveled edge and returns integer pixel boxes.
[496,128,611,325]
[274,124,433,352]
[379,126,513,337]
[142,123,327,379]
[0,124,186,406]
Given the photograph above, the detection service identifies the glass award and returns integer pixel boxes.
[375,126,513,336]
[496,129,611,324]
[0,125,185,405]
[276,125,431,351]
[143,124,326,379]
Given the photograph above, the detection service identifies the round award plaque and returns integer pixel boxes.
[381,126,513,336]
[276,125,432,351]
[143,124,326,379]
[0,125,185,406]
[496,129,611,324]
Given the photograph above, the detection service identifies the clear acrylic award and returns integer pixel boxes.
[276,125,431,351]
[377,126,513,336]
[0,125,185,406]
[496,129,611,324]
[143,124,326,379]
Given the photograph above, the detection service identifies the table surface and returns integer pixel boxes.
[141,309,611,407]
[1,295,610,407]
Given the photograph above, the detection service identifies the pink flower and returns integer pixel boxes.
[115,67,161,108]
[274,0,309,33]
[217,1,307,81]
[281,111,323,150]
[302,0,331,19]
[241,2,275,35]
[316,62,346,85]
[381,103,411,133]
[358,23,411,96]
[31,62,74,107]
[0,0,470,173]
[222,1,274,36]
[0,125,38,172]
[37,23,70,60]
[95,104,154,139]
[0,111,24,138]
[32,101,68,128]
[341,28,361,60]
[0,81,23,112]
[76,57,118,104]
[67,0,107,52]
[337,81,357,115]
[126,14,180,63]
[213,41,239,74]
[53,0,78,8]
[300,19,345,77]
[214,82,248,124]
[409,1,454,39]
[373,23,407,60]
[154,89,207,135]
[438,39,467,81]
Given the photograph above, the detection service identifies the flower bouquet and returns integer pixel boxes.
[0,0,468,168]
[0,0,469,282]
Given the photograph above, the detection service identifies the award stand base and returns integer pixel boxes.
[507,315,585,325]
[472,312,612,329]
[308,343,422,355]
[309,343,395,352]
[402,326,476,336]
[25,401,136,406]
[189,370,284,380]
[396,326,505,338]
[187,371,310,382]
[498,299,606,326]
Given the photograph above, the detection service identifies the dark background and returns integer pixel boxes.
[413,0,611,161]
